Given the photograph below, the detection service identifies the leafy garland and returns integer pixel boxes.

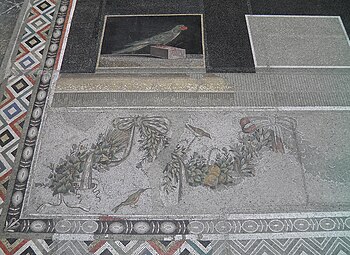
[187,128,274,188]
[137,123,170,168]
[46,116,170,197]
[162,127,276,192]
[162,144,187,194]
[47,141,90,196]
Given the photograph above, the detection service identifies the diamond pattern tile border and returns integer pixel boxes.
[0,0,60,209]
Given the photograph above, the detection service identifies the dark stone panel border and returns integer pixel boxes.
[60,0,350,74]
[60,0,257,73]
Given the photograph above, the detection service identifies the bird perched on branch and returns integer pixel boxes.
[112,188,150,212]
[114,25,188,54]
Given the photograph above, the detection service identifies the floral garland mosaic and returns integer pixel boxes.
[162,115,297,201]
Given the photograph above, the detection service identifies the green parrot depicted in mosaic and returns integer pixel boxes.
[115,25,188,54]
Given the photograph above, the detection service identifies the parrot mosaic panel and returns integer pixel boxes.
[100,15,203,55]
[97,15,205,69]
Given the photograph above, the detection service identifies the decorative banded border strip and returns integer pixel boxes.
[3,0,70,232]
[0,0,59,208]
[52,91,350,108]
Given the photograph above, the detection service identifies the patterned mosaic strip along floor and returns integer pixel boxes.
[0,238,350,254]
[0,0,61,210]
[52,91,350,107]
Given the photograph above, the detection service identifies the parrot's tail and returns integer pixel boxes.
[113,44,147,54]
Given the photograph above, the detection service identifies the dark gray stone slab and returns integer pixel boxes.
[60,0,105,73]
[104,0,204,15]
[0,2,23,67]
[203,0,255,73]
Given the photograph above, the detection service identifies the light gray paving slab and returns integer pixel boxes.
[218,73,350,93]
[246,15,350,69]
[294,111,350,205]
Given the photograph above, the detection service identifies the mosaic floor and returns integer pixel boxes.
[0,0,350,254]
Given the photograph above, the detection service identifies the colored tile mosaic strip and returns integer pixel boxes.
[3,0,72,236]
[3,215,350,237]
[0,238,349,254]
[0,0,59,209]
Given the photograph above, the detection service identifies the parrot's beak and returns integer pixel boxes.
[180,26,188,31]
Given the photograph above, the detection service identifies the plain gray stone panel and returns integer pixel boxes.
[247,15,350,68]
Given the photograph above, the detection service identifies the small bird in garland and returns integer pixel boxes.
[112,188,150,212]
[185,123,211,139]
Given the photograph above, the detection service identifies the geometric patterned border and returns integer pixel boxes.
[3,214,350,236]
[0,238,349,254]
[187,214,350,236]
[6,208,350,236]
[2,0,75,235]
[0,0,57,209]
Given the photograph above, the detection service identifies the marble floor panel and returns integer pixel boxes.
[1,0,350,253]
